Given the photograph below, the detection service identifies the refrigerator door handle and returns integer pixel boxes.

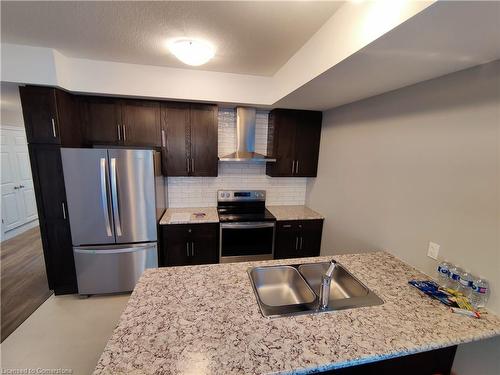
[100,158,113,237]
[110,157,122,237]
[74,242,157,254]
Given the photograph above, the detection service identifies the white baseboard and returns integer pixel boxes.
[1,219,39,242]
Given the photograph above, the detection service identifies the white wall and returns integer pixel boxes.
[1,82,25,127]
[306,61,500,374]
[167,109,307,207]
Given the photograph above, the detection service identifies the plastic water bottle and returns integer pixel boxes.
[437,261,452,287]
[448,265,464,291]
[470,278,490,308]
[457,270,474,297]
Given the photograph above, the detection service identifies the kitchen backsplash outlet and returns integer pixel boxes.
[167,108,307,207]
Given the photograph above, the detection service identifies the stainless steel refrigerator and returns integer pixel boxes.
[61,148,165,295]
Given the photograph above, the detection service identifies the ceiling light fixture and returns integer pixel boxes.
[168,39,215,66]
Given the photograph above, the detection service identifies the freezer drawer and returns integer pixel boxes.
[73,242,158,295]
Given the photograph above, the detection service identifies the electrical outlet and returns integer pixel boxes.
[427,241,440,260]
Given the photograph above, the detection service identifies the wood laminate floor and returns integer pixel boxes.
[1,226,52,342]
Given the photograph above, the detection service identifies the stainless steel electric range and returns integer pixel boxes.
[217,190,276,263]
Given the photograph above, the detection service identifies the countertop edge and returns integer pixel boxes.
[281,330,500,374]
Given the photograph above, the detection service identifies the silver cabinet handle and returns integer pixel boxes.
[110,158,122,236]
[295,236,299,250]
[100,158,113,237]
[117,125,121,141]
[51,118,57,138]
[300,236,303,250]
[186,242,190,257]
[122,125,126,141]
[295,160,299,174]
[62,202,67,220]
[191,242,195,257]
[282,224,292,228]
[291,160,295,174]
[161,130,166,147]
[186,158,190,173]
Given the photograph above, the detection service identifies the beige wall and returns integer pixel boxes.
[306,60,499,374]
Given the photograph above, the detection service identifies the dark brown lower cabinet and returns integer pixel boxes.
[28,144,77,294]
[274,219,323,259]
[43,219,77,294]
[161,223,219,266]
[321,345,457,375]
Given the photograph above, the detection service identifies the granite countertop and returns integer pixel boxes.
[267,205,324,221]
[94,252,500,375]
[159,207,219,225]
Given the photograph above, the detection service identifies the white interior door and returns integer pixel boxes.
[0,126,38,236]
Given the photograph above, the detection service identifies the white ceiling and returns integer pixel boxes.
[2,1,498,111]
[276,1,500,110]
[0,1,343,76]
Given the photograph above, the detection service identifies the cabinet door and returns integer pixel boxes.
[29,144,76,294]
[163,225,191,266]
[189,104,218,177]
[54,90,84,147]
[19,86,59,144]
[297,220,323,257]
[163,103,190,176]
[266,110,297,177]
[28,145,67,221]
[122,100,161,147]
[294,111,322,177]
[44,218,77,294]
[274,221,299,259]
[191,223,218,264]
[83,98,121,145]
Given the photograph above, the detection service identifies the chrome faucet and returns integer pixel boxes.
[319,259,337,309]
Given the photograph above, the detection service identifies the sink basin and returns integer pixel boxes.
[248,261,384,318]
[298,262,369,299]
[249,266,316,307]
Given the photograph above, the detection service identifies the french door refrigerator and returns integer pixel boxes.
[61,148,165,295]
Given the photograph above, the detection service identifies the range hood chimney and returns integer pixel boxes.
[219,107,276,162]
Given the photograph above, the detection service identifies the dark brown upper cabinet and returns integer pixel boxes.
[161,102,218,177]
[266,109,322,177]
[19,86,83,147]
[83,97,121,145]
[122,100,161,147]
[83,97,160,147]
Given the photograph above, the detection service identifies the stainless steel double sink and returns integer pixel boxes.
[248,261,383,318]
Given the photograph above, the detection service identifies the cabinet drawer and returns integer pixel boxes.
[277,221,297,231]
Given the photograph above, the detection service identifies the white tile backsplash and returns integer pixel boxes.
[167,108,307,207]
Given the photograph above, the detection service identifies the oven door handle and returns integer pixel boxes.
[220,222,275,229]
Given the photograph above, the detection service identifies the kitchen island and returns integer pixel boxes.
[94,252,500,374]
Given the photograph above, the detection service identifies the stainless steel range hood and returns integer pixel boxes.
[219,107,276,162]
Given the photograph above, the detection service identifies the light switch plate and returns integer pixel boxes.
[427,241,440,260]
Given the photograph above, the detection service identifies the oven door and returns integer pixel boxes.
[220,222,275,263]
